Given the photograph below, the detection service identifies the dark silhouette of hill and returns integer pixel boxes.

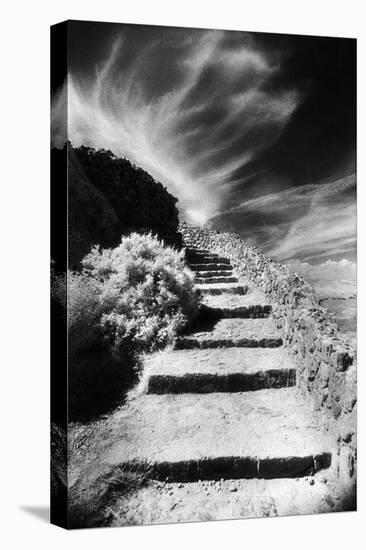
[52,143,180,268]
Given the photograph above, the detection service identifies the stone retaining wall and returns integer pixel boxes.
[179,221,357,483]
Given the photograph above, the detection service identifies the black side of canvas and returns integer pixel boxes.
[50,21,68,529]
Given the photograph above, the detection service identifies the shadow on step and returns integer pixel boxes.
[147,369,297,394]
[123,453,332,483]
[175,337,283,350]
[67,347,140,423]
[182,306,222,333]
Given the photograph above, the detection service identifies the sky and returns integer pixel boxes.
[52,21,356,296]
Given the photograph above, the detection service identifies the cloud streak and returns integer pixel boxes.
[269,179,356,263]
[210,174,356,264]
[52,29,299,224]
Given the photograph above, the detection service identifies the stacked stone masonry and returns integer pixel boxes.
[179,221,357,483]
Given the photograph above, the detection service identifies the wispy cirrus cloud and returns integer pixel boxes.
[210,174,356,263]
[52,29,299,224]
[210,174,356,300]
[269,178,356,263]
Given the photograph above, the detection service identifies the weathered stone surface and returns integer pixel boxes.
[201,288,270,310]
[190,263,232,271]
[202,305,271,319]
[179,222,357,481]
[186,253,231,265]
[176,318,283,349]
[141,347,296,393]
[146,370,296,394]
[194,269,234,277]
[196,282,248,295]
[104,389,333,480]
[195,275,238,284]
[109,473,350,526]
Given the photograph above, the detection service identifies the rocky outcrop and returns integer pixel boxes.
[179,221,357,487]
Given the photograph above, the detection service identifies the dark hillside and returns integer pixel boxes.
[68,148,122,268]
[52,144,180,268]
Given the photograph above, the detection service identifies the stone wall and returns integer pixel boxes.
[179,221,357,483]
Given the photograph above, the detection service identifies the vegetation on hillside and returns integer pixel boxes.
[51,147,193,523]
[74,145,179,244]
[79,233,197,355]
[52,143,180,267]
[52,233,198,421]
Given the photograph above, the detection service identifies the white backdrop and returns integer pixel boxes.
[0,1,364,548]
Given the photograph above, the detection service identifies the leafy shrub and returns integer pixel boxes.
[57,232,198,359]
[67,271,103,355]
[52,233,198,420]
[52,269,103,357]
[80,232,198,355]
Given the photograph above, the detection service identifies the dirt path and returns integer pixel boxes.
[70,247,344,527]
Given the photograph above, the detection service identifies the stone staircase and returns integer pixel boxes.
[105,247,335,521]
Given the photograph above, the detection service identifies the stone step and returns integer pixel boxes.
[188,254,230,265]
[187,255,231,265]
[176,318,283,349]
[197,283,248,295]
[195,276,238,285]
[201,288,272,318]
[186,248,211,255]
[190,263,233,271]
[201,304,271,319]
[105,388,333,481]
[142,348,296,394]
[194,270,234,278]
